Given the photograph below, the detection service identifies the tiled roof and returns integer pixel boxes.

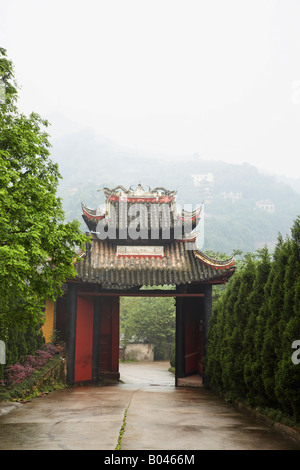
[75,235,235,289]
[76,185,235,289]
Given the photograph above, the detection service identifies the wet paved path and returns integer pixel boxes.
[0,361,299,450]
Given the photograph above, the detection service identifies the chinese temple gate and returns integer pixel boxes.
[55,185,235,386]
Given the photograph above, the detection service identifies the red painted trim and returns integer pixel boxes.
[177,215,200,222]
[176,237,197,243]
[82,208,105,220]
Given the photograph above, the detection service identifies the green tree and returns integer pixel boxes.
[120,294,175,360]
[231,255,257,398]
[219,272,243,394]
[243,247,271,405]
[0,49,87,355]
[218,255,256,398]
[260,235,290,407]
[275,217,300,419]
[205,294,226,392]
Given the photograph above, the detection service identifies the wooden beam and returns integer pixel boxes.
[77,291,204,298]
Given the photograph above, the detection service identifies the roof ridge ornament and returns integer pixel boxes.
[103,184,177,199]
[194,250,235,269]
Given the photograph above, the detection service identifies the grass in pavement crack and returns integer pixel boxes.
[115,390,138,450]
[115,403,130,450]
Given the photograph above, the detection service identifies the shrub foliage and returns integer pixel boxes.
[206,216,300,421]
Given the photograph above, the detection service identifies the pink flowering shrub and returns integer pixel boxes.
[24,355,38,368]
[4,344,58,386]
[6,363,35,384]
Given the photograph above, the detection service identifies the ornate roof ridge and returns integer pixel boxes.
[177,205,202,220]
[103,184,177,199]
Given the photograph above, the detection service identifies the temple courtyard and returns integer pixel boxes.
[0,361,299,451]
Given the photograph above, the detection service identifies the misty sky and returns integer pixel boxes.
[1,0,300,179]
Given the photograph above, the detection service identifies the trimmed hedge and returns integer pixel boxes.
[205,216,300,423]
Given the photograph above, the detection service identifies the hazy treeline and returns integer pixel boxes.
[51,130,300,255]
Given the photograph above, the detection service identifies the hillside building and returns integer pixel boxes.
[256,199,275,213]
[221,191,243,202]
[191,173,214,204]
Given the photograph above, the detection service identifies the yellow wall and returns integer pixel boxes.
[42,300,55,343]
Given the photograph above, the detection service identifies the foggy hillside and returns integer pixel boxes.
[50,128,300,256]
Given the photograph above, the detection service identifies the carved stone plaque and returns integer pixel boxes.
[116,246,164,257]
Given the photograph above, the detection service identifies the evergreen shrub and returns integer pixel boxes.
[205,216,300,422]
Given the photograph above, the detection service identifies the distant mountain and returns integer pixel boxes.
[275,175,300,196]
[50,129,300,256]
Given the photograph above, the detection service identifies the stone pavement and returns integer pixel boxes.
[0,361,299,450]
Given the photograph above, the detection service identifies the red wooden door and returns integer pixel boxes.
[74,296,94,382]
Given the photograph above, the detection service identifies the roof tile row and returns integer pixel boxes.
[75,236,235,289]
